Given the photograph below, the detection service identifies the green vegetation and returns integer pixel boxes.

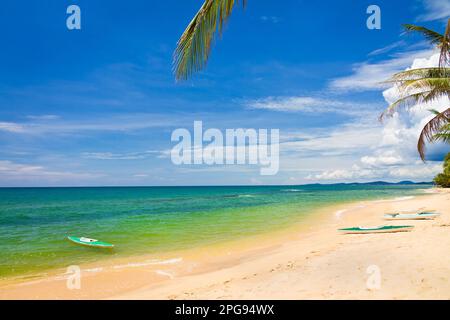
[434,152,450,187]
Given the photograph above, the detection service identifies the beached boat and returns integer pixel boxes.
[384,212,440,220]
[67,236,114,249]
[338,225,414,234]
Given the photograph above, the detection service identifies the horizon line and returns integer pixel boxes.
[0,181,434,188]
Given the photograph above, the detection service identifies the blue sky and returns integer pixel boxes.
[0,0,449,186]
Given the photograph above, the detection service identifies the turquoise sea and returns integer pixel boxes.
[0,184,430,278]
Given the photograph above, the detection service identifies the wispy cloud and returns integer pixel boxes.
[133,174,149,178]
[0,160,103,186]
[307,166,378,181]
[306,163,442,181]
[260,16,280,23]
[82,150,162,160]
[329,49,435,92]
[361,152,404,167]
[417,0,450,22]
[26,114,60,121]
[0,113,190,136]
[278,123,382,158]
[368,41,406,56]
[245,96,380,118]
[0,122,25,133]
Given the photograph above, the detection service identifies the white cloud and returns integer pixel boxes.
[388,164,442,178]
[279,123,382,157]
[133,174,149,177]
[82,151,161,160]
[260,16,280,23]
[307,162,442,182]
[310,52,450,183]
[309,168,377,181]
[0,122,25,133]
[361,150,403,167]
[380,53,449,156]
[329,49,435,92]
[0,113,193,135]
[0,160,102,185]
[26,115,60,121]
[368,41,406,56]
[417,0,450,22]
[245,96,379,118]
[247,96,327,112]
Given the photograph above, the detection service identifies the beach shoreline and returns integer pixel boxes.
[1,188,449,299]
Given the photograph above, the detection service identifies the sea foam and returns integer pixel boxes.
[113,257,182,269]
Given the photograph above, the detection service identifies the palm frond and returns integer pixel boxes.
[440,19,450,68]
[401,77,450,94]
[433,126,450,144]
[403,20,450,68]
[429,108,444,116]
[380,89,447,120]
[402,24,444,45]
[380,67,450,120]
[417,108,450,161]
[386,68,450,83]
[173,0,246,81]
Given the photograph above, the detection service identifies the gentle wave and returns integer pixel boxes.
[422,188,439,194]
[334,209,348,219]
[85,267,104,273]
[155,270,175,279]
[334,203,367,219]
[394,196,415,201]
[113,257,182,269]
[372,196,415,203]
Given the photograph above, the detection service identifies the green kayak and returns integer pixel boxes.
[338,225,414,234]
[67,236,114,249]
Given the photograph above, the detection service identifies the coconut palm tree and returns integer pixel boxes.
[173,0,245,81]
[382,19,450,161]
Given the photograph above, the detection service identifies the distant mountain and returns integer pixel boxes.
[363,181,432,185]
[307,181,433,186]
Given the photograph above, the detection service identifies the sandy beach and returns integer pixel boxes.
[1,188,449,300]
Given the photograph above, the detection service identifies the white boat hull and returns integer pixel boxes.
[384,213,439,220]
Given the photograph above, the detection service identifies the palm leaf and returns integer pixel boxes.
[402,20,450,68]
[440,19,450,68]
[402,24,444,45]
[380,67,450,120]
[417,108,450,161]
[173,0,246,81]
[386,68,450,83]
[401,78,450,94]
[380,89,448,120]
[433,126,450,144]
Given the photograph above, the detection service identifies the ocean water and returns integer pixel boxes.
[0,184,430,278]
